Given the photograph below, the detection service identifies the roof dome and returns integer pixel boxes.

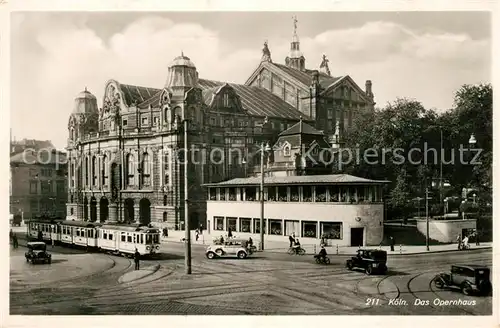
[169,54,196,69]
[75,88,97,100]
[72,88,98,114]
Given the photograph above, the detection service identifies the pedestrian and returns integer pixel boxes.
[38,230,43,242]
[12,234,18,249]
[199,223,203,234]
[288,234,295,248]
[228,227,233,238]
[165,227,168,237]
[195,229,199,241]
[9,229,13,242]
[390,236,395,252]
[456,234,462,250]
[475,230,480,246]
[134,248,140,270]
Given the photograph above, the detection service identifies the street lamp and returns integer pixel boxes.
[259,142,271,251]
[241,157,248,177]
[468,133,477,146]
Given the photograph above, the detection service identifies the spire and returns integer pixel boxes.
[84,86,87,92]
[319,54,331,76]
[261,40,272,63]
[285,15,305,71]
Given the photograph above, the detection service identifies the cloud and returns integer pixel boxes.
[11,15,490,149]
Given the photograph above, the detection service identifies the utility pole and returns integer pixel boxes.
[184,118,192,274]
[439,128,443,215]
[426,187,429,251]
[260,142,265,251]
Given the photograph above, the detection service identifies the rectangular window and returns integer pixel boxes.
[290,186,299,202]
[245,187,256,201]
[302,186,313,202]
[284,220,300,236]
[228,188,236,201]
[214,216,224,231]
[226,217,237,232]
[140,234,144,244]
[223,94,230,107]
[267,186,276,201]
[30,181,38,194]
[315,186,327,202]
[239,218,251,233]
[103,232,108,239]
[127,235,132,243]
[269,219,282,235]
[219,188,226,201]
[261,70,271,90]
[328,186,339,202]
[277,187,287,202]
[123,119,128,126]
[210,117,216,125]
[209,188,216,201]
[253,218,267,234]
[271,74,284,97]
[121,233,126,242]
[141,117,148,126]
[321,222,342,239]
[153,116,158,126]
[109,233,113,240]
[76,229,80,237]
[302,221,317,238]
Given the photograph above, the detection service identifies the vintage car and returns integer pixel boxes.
[25,242,52,264]
[346,249,387,275]
[205,238,256,259]
[432,264,492,296]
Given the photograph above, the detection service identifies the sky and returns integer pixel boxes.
[10,11,491,150]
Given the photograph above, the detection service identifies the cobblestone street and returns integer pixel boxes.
[9,242,492,315]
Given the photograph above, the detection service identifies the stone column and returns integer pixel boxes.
[96,203,101,223]
[108,203,118,223]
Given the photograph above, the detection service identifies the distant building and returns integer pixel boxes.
[65,19,374,231]
[204,174,388,245]
[10,138,55,156]
[10,149,68,221]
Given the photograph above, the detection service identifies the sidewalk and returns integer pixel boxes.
[162,230,492,256]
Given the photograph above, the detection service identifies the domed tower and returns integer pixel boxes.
[67,88,99,145]
[165,53,199,91]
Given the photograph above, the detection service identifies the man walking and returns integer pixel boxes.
[12,234,18,249]
[289,234,295,248]
[134,248,140,270]
[389,236,395,252]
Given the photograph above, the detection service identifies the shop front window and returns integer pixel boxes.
[321,222,342,239]
[239,218,251,232]
[284,220,300,236]
[269,219,282,235]
[245,187,256,201]
[302,221,317,238]
[253,218,267,234]
[226,217,237,232]
[214,216,224,230]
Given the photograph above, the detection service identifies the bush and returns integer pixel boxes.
[460,201,479,214]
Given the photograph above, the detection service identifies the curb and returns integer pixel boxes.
[260,246,492,256]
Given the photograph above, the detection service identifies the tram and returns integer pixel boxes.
[26,218,161,256]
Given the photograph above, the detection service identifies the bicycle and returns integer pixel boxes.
[287,246,305,255]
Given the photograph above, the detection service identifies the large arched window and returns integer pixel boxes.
[141,152,151,187]
[102,155,109,186]
[92,156,97,186]
[126,153,135,186]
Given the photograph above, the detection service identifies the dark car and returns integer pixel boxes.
[25,242,52,264]
[346,249,387,275]
[432,264,491,296]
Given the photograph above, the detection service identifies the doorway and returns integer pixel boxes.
[350,227,364,247]
[139,198,151,225]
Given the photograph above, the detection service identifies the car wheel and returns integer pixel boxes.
[366,266,373,275]
[206,251,216,259]
[346,261,353,270]
[433,277,444,289]
[461,282,472,296]
[237,251,247,259]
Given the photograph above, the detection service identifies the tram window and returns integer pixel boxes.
[88,230,93,238]
[146,234,152,243]
[109,233,113,240]
[103,232,108,239]
[153,234,159,244]
[127,235,132,243]
[133,234,136,243]
[81,230,86,238]
[140,234,144,244]
[121,233,126,242]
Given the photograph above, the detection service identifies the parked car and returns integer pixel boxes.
[432,264,492,296]
[205,238,255,259]
[25,242,52,264]
[346,249,387,275]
